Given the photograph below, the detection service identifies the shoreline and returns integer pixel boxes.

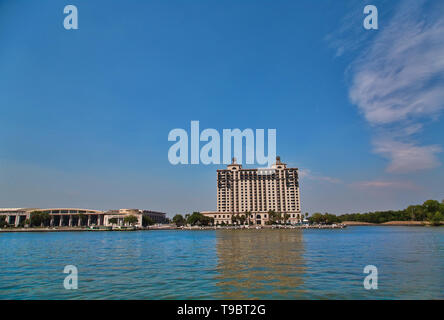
[1,222,442,232]
[0,224,346,232]
[341,220,439,226]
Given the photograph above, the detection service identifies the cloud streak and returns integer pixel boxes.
[344,0,444,173]
[299,168,342,184]
[373,138,442,173]
[353,180,417,190]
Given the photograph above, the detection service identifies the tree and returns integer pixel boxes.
[428,212,443,226]
[109,217,118,225]
[232,214,242,225]
[172,214,185,226]
[283,213,290,224]
[0,215,7,228]
[245,211,251,225]
[42,212,51,226]
[423,200,441,214]
[268,210,279,224]
[124,215,139,226]
[308,213,323,224]
[323,213,340,225]
[30,211,50,227]
[202,216,214,226]
[186,212,213,226]
[187,212,202,226]
[406,205,426,221]
[142,216,154,226]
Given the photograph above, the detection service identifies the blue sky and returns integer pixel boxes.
[1,0,443,216]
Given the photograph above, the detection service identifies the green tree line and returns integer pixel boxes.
[172,212,214,226]
[308,200,444,226]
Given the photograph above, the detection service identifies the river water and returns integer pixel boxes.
[1,226,443,299]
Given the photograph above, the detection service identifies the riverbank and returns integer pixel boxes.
[177,224,347,230]
[3,222,443,232]
[0,227,113,233]
[341,220,442,226]
[0,224,347,232]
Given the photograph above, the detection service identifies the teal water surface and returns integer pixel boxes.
[0,227,443,299]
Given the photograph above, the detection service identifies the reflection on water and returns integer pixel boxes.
[215,230,306,299]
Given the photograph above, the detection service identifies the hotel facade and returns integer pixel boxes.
[203,156,302,225]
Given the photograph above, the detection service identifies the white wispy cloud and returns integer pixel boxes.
[325,2,378,57]
[353,180,417,190]
[350,6,444,125]
[332,0,444,173]
[373,138,442,173]
[299,168,342,184]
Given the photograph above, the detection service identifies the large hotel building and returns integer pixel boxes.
[203,156,301,225]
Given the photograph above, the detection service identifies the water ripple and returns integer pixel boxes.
[0,227,443,299]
